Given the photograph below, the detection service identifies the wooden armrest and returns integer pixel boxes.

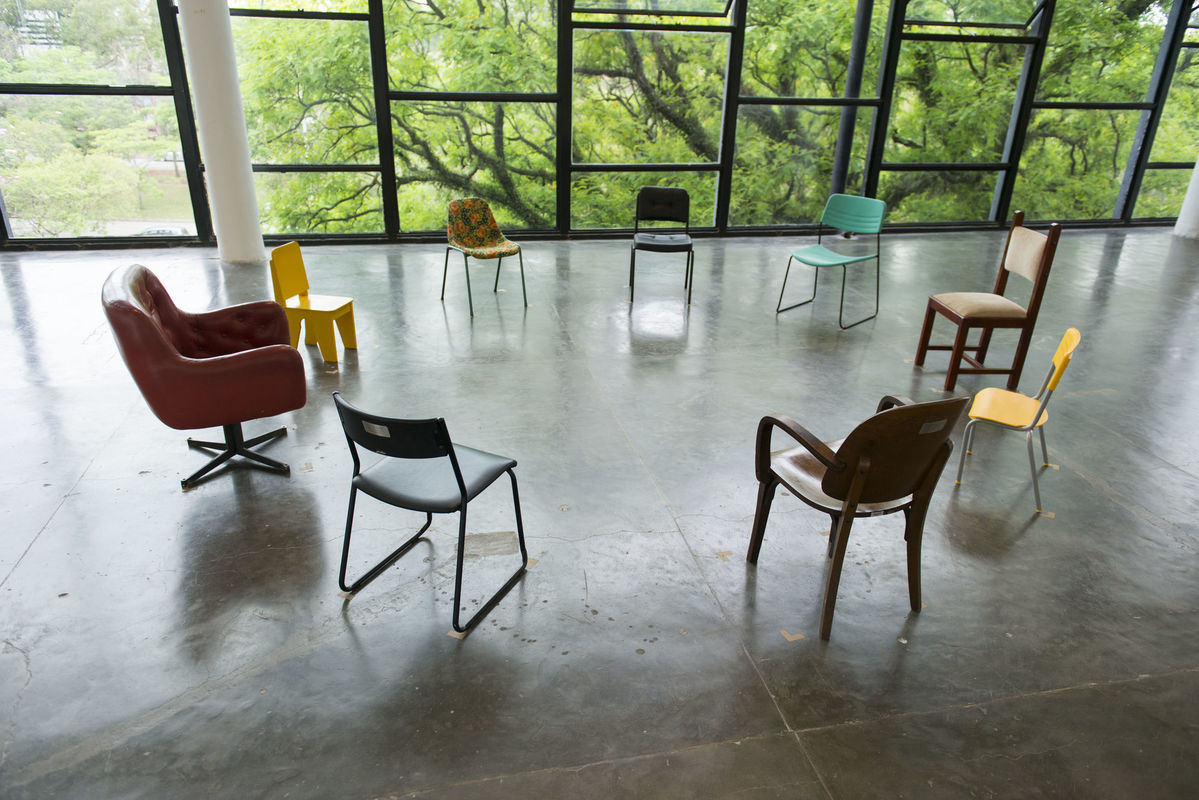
[876,394,916,413]
[756,414,840,482]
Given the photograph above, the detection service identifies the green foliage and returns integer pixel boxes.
[257,172,383,234]
[572,172,717,230]
[382,0,558,230]
[0,0,182,236]
[234,18,377,165]
[1011,0,1169,219]
[1,0,1194,237]
[3,151,137,236]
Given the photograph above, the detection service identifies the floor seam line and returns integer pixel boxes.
[792,664,1199,737]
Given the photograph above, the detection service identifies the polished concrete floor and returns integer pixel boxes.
[2,226,1198,798]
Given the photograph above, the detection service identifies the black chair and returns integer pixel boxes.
[629,186,694,304]
[333,392,529,633]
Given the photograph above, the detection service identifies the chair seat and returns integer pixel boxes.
[968,386,1048,429]
[633,232,692,252]
[452,240,521,260]
[932,291,1027,319]
[354,445,516,513]
[790,244,877,268]
[284,294,352,313]
[770,438,912,517]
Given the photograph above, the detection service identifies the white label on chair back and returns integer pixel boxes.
[919,419,948,435]
[363,421,391,438]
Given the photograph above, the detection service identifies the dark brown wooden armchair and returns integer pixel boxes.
[102,265,307,489]
[747,395,969,639]
[914,211,1062,391]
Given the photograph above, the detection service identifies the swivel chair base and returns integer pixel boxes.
[183,423,290,489]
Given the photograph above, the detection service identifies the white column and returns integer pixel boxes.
[1175,158,1199,239]
[177,0,264,263]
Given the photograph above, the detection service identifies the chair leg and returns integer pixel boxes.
[956,419,978,484]
[903,505,927,613]
[312,317,339,362]
[303,319,320,346]
[975,327,996,365]
[945,323,971,391]
[183,423,289,489]
[826,513,840,558]
[285,313,302,349]
[820,512,855,640]
[181,445,236,489]
[914,302,937,366]
[837,258,879,330]
[339,489,433,595]
[1038,425,1049,465]
[493,256,503,292]
[777,256,819,313]
[1027,430,1043,513]
[746,479,778,564]
[629,247,637,303]
[518,250,528,306]
[1008,327,1035,390]
[685,250,694,306]
[336,306,357,350]
[462,252,474,317]
[441,248,451,301]
[451,469,529,633]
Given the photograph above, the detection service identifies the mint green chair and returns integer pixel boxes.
[777,193,886,329]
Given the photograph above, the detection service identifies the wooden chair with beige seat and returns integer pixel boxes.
[914,212,1061,391]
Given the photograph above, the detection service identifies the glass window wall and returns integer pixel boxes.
[1,0,1193,243]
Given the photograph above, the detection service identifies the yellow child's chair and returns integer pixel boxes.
[269,242,357,363]
[955,328,1081,513]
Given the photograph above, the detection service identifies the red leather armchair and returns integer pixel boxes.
[102,265,307,488]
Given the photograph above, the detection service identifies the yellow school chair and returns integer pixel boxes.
[269,242,357,362]
[955,328,1081,513]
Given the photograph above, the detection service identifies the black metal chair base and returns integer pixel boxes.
[339,508,434,595]
[776,257,879,329]
[442,248,528,317]
[629,248,695,306]
[340,470,529,635]
[182,423,290,489]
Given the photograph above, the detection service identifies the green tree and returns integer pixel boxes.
[0,0,182,236]
[5,152,137,236]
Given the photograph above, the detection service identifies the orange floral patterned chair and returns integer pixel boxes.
[442,198,528,316]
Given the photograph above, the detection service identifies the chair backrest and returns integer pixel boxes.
[993,212,1062,314]
[103,264,303,430]
[1047,327,1081,391]
[333,392,453,466]
[635,186,690,227]
[102,264,195,361]
[820,193,885,235]
[823,396,969,503]
[270,241,310,303]
[447,197,506,248]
